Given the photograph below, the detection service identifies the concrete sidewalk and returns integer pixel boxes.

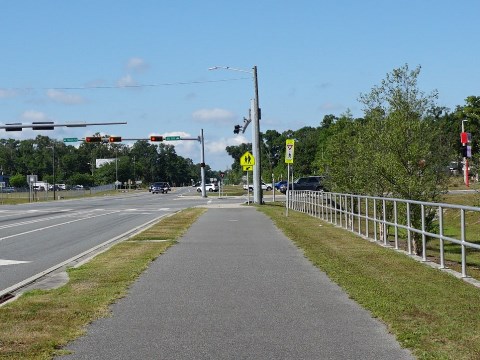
[59,207,413,359]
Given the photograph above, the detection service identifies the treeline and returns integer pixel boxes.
[0,134,218,188]
[227,64,479,202]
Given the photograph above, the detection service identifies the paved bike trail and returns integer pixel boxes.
[59,206,413,359]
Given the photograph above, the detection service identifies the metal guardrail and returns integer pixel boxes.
[286,191,480,278]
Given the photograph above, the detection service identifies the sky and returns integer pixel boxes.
[1,1,479,170]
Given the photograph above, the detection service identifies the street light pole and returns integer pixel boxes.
[209,65,263,204]
[252,65,262,204]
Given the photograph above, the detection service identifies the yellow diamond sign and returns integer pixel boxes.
[240,151,255,166]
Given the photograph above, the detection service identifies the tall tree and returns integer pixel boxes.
[324,64,450,254]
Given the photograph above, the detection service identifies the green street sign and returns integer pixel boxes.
[63,137,78,142]
[165,136,181,141]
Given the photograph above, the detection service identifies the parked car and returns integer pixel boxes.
[196,183,219,192]
[151,182,171,194]
[243,182,273,191]
[279,176,327,194]
[0,186,15,193]
[274,180,288,191]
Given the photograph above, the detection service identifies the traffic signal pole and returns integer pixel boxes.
[200,129,207,198]
[252,66,262,205]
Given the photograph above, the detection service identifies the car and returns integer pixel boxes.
[274,180,288,191]
[151,182,171,194]
[243,182,273,191]
[279,176,327,194]
[196,183,219,192]
[0,186,15,193]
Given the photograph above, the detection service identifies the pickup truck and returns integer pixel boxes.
[151,182,171,194]
[196,183,219,192]
[243,182,273,191]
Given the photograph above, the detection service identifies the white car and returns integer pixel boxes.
[243,182,273,191]
[196,183,219,192]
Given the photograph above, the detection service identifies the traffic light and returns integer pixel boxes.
[32,121,54,130]
[234,125,241,134]
[150,135,164,142]
[5,123,22,131]
[85,136,103,143]
[109,136,122,142]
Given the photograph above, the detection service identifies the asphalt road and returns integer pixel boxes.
[59,205,413,359]
[0,187,226,295]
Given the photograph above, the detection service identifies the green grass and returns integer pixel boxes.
[0,207,206,359]
[258,202,480,360]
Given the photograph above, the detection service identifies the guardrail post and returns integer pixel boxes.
[394,200,399,249]
[383,199,387,245]
[421,204,427,261]
[357,196,362,235]
[439,205,445,269]
[365,198,369,239]
[350,195,354,232]
[461,209,467,277]
[407,203,412,255]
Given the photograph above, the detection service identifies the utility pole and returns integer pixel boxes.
[252,65,262,204]
[208,65,262,204]
[200,129,207,198]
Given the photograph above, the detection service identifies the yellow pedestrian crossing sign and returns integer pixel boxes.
[285,139,295,164]
[240,151,255,166]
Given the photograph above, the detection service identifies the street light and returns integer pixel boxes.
[209,65,262,204]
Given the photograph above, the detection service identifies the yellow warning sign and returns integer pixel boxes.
[285,139,295,164]
[240,151,255,166]
[243,165,253,172]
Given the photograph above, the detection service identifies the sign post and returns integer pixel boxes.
[285,139,295,216]
[240,151,255,204]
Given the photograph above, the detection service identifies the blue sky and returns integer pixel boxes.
[1,1,479,170]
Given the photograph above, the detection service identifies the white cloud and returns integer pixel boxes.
[117,74,137,87]
[0,89,17,98]
[204,134,247,153]
[21,110,50,122]
[192,108,235,124]
[47,89,85,104]
[127,57,149,72]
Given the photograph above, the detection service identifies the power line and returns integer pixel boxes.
[1,77,250,91]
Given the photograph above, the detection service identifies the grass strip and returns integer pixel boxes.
[258,203,480,360]
[0,207,206,360]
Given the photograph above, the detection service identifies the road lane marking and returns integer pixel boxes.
[0,210,121,242]
[0,209,112,230]
[0,259,31,266]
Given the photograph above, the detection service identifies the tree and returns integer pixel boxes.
[326,64,450,255]
[9,173,27,188]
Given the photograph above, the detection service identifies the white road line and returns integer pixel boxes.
[0,259,31,266]
[0,210,121,242]
[0,209,103,230]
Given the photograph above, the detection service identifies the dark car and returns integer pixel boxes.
[151,182,171,194]
[274,180,288,191]
[280,176,326,194]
